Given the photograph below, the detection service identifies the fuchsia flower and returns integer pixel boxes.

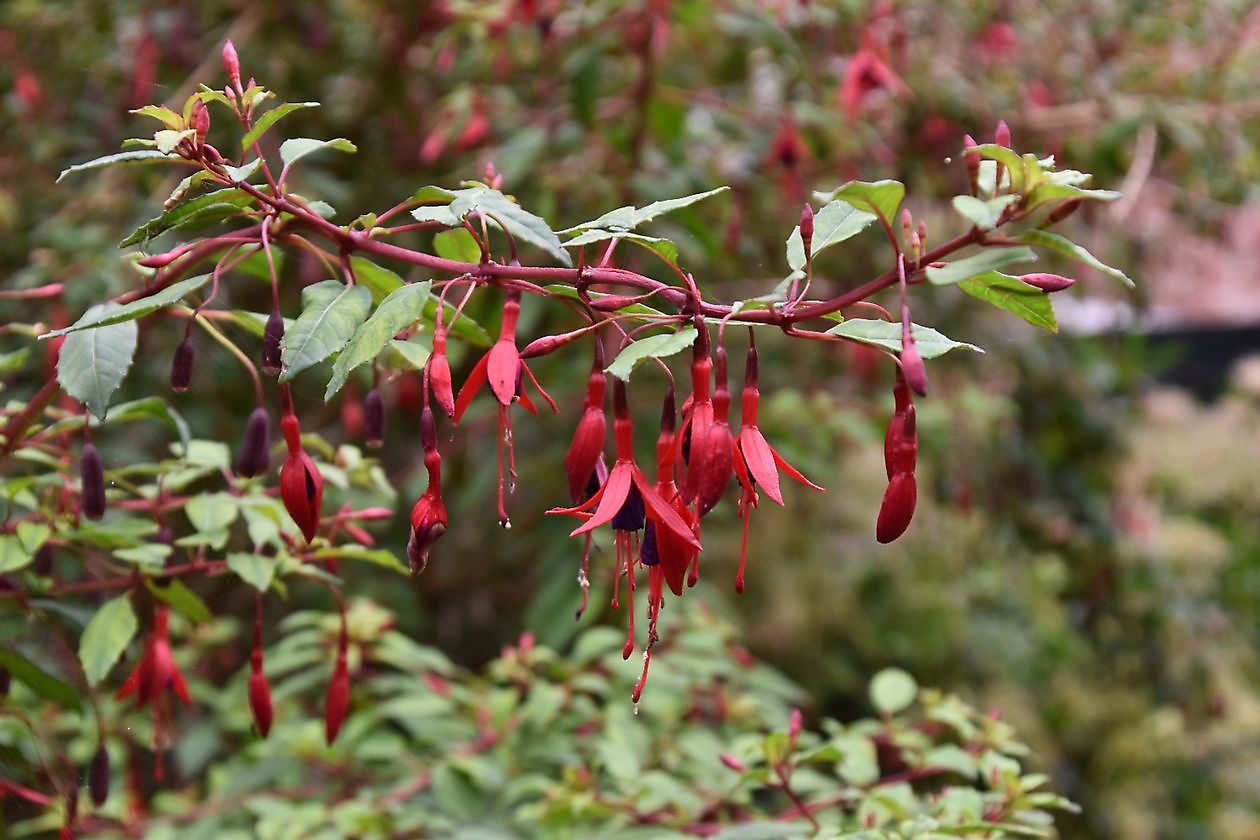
[455,290,557,526]
[116,606,190,781]
[248,604,273,739]
[644,388,699,598]
[279,404,323,543]
[678,328,734,518]
[407,407,447,575]
[325,626,350,745]
[564,343,607,504]
[876,371,918,543]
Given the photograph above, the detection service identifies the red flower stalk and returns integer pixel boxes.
[455,290,557,527]
[684,342,735,518]
[80,442,106,521]
[248,601,273,738]
[278,390,323,543]
[407,407,447,575]
[877,371,918,543]
[733,340,823,592]
[564,342,607,504]
[325,625,350,745]
[117,606,190,781]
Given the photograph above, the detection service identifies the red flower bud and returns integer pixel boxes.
[364,388,384,448]
[1048,198,1083,224]
[899,323,928,397]
[799,203,814,258]
[221,40,241,90]
[427,329,455,420]
[80,442,106,520]
[564,346,607,503]
[191,100,210,146]
[876,472,917,543]
[235,407,271,478]
[1019,272,1075,293]
[719,753,748,773]
[249,670,273,738]
[963,134,980,196]
[407,408,447,574]
[994,119,1011,148]
[89,745,110,807]
[324,641,350,745]
[262,307,283,375]
[279,414,323,542]
[169,334,194,392]
[685,345,734,517]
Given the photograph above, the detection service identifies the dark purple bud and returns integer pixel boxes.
[170,335,194,392]
[32,543,54,576]
[236,407,272,478]
[89,744,110,807]
[364,388,384,448]
[262,308,283,375]
[80,443,106,520]
[155,526,174,546]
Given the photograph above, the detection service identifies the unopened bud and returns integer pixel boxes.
[1019,273,1076,293]
[192,101,210,145]
[1048,198,1083,224]
[89,744,110,807]
[262,307,283,375]
[80,443,106,520]
[876,472,917,543]
[900,326,928,397]
[235,407,272,477]
[32,543,54,576]
[170,335,194,392]
[221,40,241,90]
[963,134,980,195]
[900,208,913,244]
[364,388,384,448]
[799,203,814,258]
[719,753,748,773]
[994,119,1011,148]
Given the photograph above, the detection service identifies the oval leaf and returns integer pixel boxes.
[56,304,139,419]
[325,281,432,399]
[605,327,698,381]
[241,102,320,151]
[870,667,918,714]
[279,280,372,383]
[826,319,981,359]
[958,272,1058,333]
[926,247,1037,286]
[0,649,81,711]
[79,594,138,686]
[279,137,356,169]
[44,275,212,337]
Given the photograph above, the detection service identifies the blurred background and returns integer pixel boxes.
[3,1,1260,837]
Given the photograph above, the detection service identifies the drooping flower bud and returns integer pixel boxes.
[324,633,350,745]
[876,472,917,543]
[407,407,447,575]
[899,323,928,397]
[279,412,323,543]
[249,670,273,738]
[1019,273,1076,293]
[235,406,271,477]
[363,388,384,448]
[32,542,54,576]
[89,744,110,807]
[428,329,455,420]
[262,307,284,375]
[80,442,106,520]
[684,342,734,517]
[169,334,194,392]
[221,40,241,90]
[799,203,814,260]
[564,344,607,503]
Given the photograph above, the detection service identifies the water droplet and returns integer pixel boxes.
[499,517,512,530]
[632,703,640,716]
[506,479,517,494]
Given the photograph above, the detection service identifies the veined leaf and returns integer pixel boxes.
[958,271,1058,333]
[560,186,729,234]
[44,275,212,337]
[325,282,432,399]
[786,199,877,272]
[146,578,212,624]
[122,188,255,247]
[310,546,408,575]
[226,552,277,592]
[279,280,372,383]
[56,305,138,419]
[433,228,482,263]
[130,105,183,130]
[448,186,571,266]
[969,143,1025,194]
[1026,182,1120,210]
[562,229,679,264]
[241,102,320,151]
[79,594,138,686]
[1018,229,1133,288]
[951,195,1019,231]
[926,247,1037,286]
[278,137,357,168]
[812,180,905,225]
[349,257,489,346]
[605,328,698,381]
[57,150,177,182]
[826,319,982,359]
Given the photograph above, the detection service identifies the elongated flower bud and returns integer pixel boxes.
[364,388,384,448]
[428,330,455,420]
[191,100,210,146]
[799,203,814,259]
[1019,273,1076,293]
[221,40,241,89]
[994,119,1011,148]
[235,407,271,477]
[686,345,734,517]
[876,472,917,543]
[80,443,106,520]
[900,324,928,397]
[170,335,194,392]
[407,408,447,574]
[262,307,284,375]
[249,670,273,738]
[89,744,110,807]
[325,641,350,745]
[963,134,980,196]
[279,410,323,542]
[1048,198,1083,224]
[564,346,607,503]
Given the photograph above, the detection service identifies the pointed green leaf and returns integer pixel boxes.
[826,319,982,359]
[120,189,254,246]
[310,546,407,575]
[222,158,264,183]
[562,229,679,264]
[1026,182,1120,210]
[278,137,357,169]
[350,258,490,346]
[951,195,1019,231]
[226,552,277,592]
[0,649,80,710]
[279,280,372,382]
[812,180,905,225]
[46,275,212,337]
[970,144,1025,193]
[543,285,666,318]
[787,199,878,272]
[387,339,431,370]
[185,491,239,534]
[958,271,1057,333]
[145,578,212,624]
[411,205,460,226]
[57,150,177,183]
[56,305,138,418]
[325,281,432,399]
[130,105,183,130]
[559,186,729,234]
[1018,229,1134,287]
[154,129,195,154]
[0,534,35,574]
[448,186,571,266]
[926,247,1037,286]
[241,102,320,151]
[433,228,482,263]
[605,327,698,381]
[79,594,138,686]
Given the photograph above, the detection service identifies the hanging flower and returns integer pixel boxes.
[406,407,447,575]
[278,389,323,543]
[116,606,190,782]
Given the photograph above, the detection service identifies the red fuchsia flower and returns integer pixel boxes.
[248,603,273,739]
[564,343,608,504]
[117,606,190,781]
[325,625,350,745]
[278,389,324,543]
[407,407,448,575]
[428,321,456,420]
[838,31,908,118]
[455,290,557,527]
[732,339,823,592]
[877,371,918,544]
[685,341,735,518]
[644,388,699,597]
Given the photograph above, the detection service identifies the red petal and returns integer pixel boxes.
[876,472,917,543]
[453,353,489,424]
[738,426,782,505]
[634,469,701,550]
[771,446,823,492]
[521,361,558,413]
[486,340,519,406]
[170,664,191,705]
[570,462,633,537]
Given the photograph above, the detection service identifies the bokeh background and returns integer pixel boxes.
[4,1,1260,837]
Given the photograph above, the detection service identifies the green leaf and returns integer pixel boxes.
[786,199,878,272]
[349,258,490,346]
[0,649,81,710]
[241,102,320,151]
[185,492,239,534]
[951,195,1019,231]
[448,187,571,266]
[120,190,255,247]
[562,229,679,264]
[0,535,34,574]
[410,205,460,226]
[56,304,138,419]
[604,328,698,381]
[543,285,666,318]
[222,158,264,183]
[278,137,357,168]
[57,150,176,182]
[433,228,482,263]
[310,546,408,575]
[870,667,918,714]
[1026,181,1120,210]
[562,186,729,233]
[325,282,432,399]
[813,180,905,225]
[130,105,183,130]
[825,320,982,359]
[41,397,191,452]
[1018,229,1134,288]
[926,247,1037,286]
[78,594,138,686]
[387,339,431,371]
[970,143,1025,193]
[958,272,1058,333]
[710,823,814,840]
[226,552,277,592]
[45,275,212,337]
[279,280,373,383]
[154,129,195,154]
[146,579,212,624]
[113,543,171,569]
